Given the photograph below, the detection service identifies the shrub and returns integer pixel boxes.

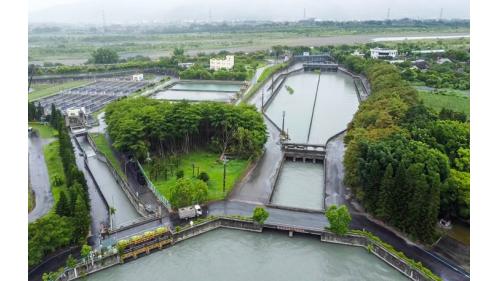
[197,171,209,182]
[252,206,269,224]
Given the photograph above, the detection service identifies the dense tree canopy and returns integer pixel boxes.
[88,48,119,64]
[343,62,470,243]
[105,98,267,160]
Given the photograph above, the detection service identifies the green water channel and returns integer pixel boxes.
[85,229,408,281]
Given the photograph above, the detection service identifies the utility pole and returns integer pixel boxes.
[303,8,306,20]
[261,89,264,111]
[102,10,106,33]
[281,111,286,136]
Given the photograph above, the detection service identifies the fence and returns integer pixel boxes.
[136,161,172,213]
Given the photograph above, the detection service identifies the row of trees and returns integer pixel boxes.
[28,105,91,267]
[179,64,248,81]
[105,98,267,161]
[28,102,45,121]
[343,62,469,243]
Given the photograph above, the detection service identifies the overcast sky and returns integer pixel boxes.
[29,0,470,24]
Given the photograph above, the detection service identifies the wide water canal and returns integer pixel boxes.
[85,229,408,281]
[266,71,358,145]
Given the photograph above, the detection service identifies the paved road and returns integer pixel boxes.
[229,118,282,204]
[208,201,469,281]
[324,133,348,207]
[28,135,55,222]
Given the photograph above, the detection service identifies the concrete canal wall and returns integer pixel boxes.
[86,134,149,219]
[57,217,435,281]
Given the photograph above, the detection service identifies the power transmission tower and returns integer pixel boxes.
[303,8,306,20]
[102,10,106,33]
[439,8,443,21]
[386,8,391,20]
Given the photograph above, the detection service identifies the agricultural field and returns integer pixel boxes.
[28,80,91,102]
[29,23,469,65]
[144,151,250,202]
[418,90,470,118]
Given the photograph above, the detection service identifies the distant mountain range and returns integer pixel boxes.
[29,0,470,24]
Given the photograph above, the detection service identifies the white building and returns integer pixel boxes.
[370,48,398,59]
[132,73,144,81]
[178,62,194,69]
[65,107,87,129]
[210,55,234,71]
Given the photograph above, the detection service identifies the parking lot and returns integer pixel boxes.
[36,80,150,114]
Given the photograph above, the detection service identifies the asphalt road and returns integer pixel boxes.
[28,135,54,222]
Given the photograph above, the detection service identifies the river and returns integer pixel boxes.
[85,228,408,281]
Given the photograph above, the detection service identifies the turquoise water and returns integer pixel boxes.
[85,229,408,281]
[172,82,242,92]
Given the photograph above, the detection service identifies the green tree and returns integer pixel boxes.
[66,254,77,268]
[72,195,90,243]
[89,48,119,64]
[170,178,208,208]
[173,47,185,57]
[325,205,351,235]
[55,191,70,217]
[81,244,92,260]
[252,207,269,224]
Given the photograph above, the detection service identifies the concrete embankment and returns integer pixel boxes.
[56,217,436,281]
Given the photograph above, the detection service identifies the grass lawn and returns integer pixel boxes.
[144,151,250,202]
[28,80,91,102]
[43,141,65,205]
[90,133,125,179]
[418,91,470,118]
[29,122,58,139]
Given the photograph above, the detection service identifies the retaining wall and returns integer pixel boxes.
[85,134,149,218]
[322,233,433,281]
[57,217,436,281]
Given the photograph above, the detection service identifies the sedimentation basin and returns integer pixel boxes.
[266,69,359,210]
[84,228,408,281]
[266,71,358,145]
[152,81,243,102]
